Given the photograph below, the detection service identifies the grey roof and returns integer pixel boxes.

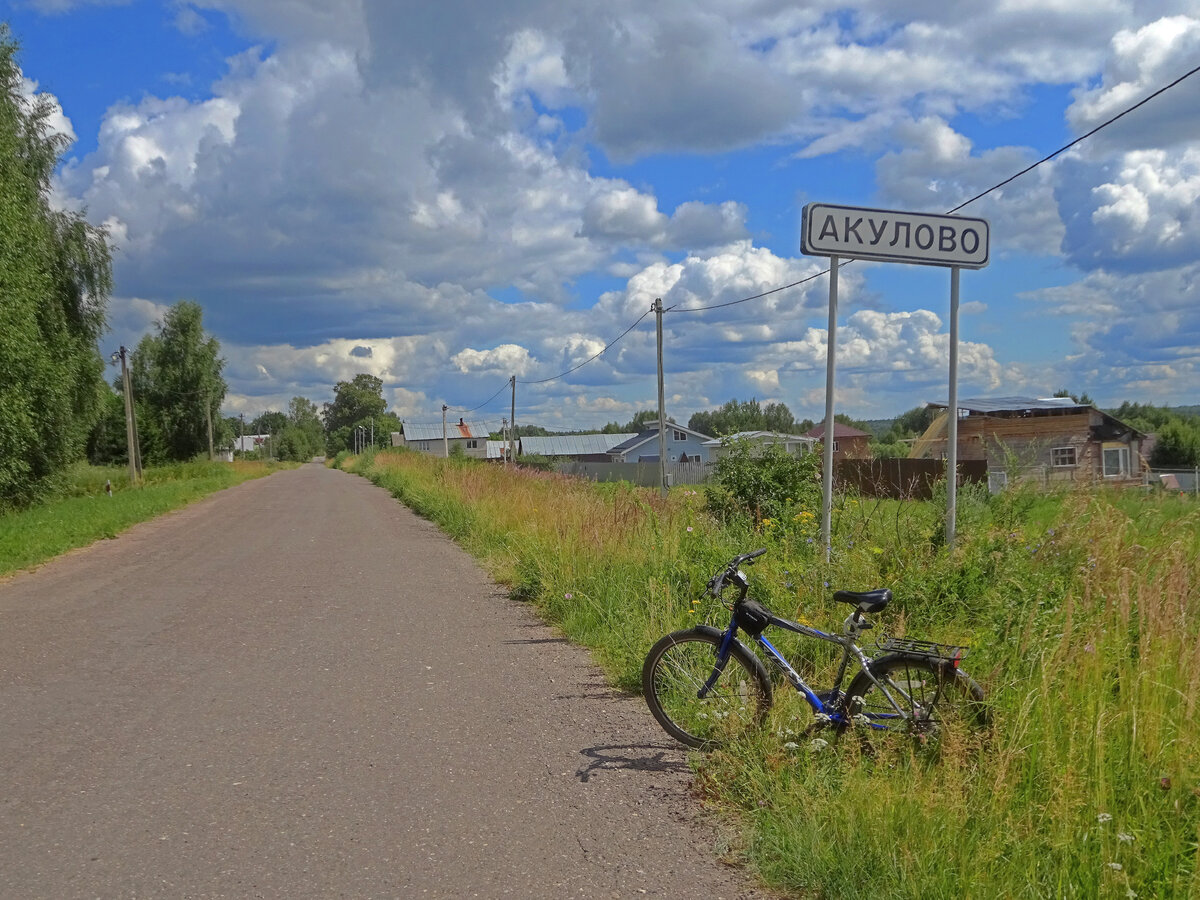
[485,440,508,459]
[607,431,657,454]
[402,420,492,441]
[519,434,636,457]
[701,430,816,447]
[928,396,1083,414]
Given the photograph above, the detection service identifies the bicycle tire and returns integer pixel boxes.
[642,626,772,750]
[845,652,988,737]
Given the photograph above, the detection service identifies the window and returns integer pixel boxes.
[832,440,839,453]
[672,429,687,442]
[466,440,477,449]
[1103,446,1129,477]
[1051,446,1077,467]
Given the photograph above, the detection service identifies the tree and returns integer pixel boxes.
[251,411,289,436]
[322,374,388,453]
[687,398,798,437]
[130,301,226,463]
[1054,389,1095,406]
[0,28,113,506]
[1151,420,1200,468]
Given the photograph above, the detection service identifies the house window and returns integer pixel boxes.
[672,429,687,442]
[1103,446,1129,477]
[832,441,839,453]
[1051,446,1077,467]
[466,440,477,449]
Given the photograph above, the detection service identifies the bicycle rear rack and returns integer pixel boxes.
[877,635,969,661]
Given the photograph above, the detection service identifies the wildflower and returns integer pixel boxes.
[686,526,693,532]
[564,593,573,600]
[1107,863,1123,872]
[1097,813,1112,823]
[783,741,799,751]
[1117,832,1134,843]
[1126,890,1137,899]
[809,738,829,751]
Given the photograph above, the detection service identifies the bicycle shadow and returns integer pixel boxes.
[575,743,689,782]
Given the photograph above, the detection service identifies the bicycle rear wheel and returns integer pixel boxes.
[642,626,772,750]
[845,652,988,738]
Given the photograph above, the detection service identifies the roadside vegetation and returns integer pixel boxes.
[0,459,290,576]
[336,446,1198,899]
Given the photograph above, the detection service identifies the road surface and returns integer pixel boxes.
[0,464,769,898]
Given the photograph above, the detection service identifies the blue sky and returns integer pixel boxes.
[10,0,1200,429]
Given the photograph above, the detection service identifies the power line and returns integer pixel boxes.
[947,60,1200,214]
[447,378,511,414]
[517,305,655,385]
[671,60,1200,315]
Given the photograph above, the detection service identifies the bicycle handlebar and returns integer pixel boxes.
[706,548,767,597]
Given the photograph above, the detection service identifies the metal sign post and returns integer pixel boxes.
[821,257,839,562]
[801,202,989,552]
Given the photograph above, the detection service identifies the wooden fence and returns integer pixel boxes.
[835,458,987,499]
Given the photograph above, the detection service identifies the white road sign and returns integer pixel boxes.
[801,202,990,269]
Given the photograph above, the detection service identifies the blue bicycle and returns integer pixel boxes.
[642,549,988,750]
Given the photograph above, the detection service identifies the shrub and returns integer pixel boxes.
[705,439,820,526]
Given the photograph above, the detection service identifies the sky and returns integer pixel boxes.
[8,0,1200,431]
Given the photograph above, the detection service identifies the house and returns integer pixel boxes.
[913,396,1146,486]
[607,422,716,464]
[804,422,872,459]
[393,418,492,459]
[518,433,637,462]
[701,430,817,459]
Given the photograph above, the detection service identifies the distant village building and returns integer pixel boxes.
[701,430,817,459]
[606,422,716,464]
[804,422,872,460]
[912,396,1145,487]
[393,419,492,459]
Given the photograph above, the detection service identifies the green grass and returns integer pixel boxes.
[0,459,291,576]
[338,449,1200,899]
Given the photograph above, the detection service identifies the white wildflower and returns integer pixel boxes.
[1097,813,1112,823]
[1107,862,1123,872]
[783,742,799,751]
[809,738,829,752]
[1117,832,1134,843]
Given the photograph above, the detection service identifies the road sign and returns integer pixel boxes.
[801,202,990,269]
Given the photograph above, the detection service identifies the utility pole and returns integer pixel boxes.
[370,417,374,449]
[501,418,508,468]
[205,389,214,461]
[510,376,517,464]
[239,412,245,456]
[821,258,839,562]
[442,405,449,458]
[114,346,137,484]
[654,298,667,499]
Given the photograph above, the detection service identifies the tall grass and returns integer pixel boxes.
[343,449,1199,898]
[0,459,290,576]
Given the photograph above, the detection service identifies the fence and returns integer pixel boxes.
[555,460,710,487]
[835,459,987,500]
[556,457,988,498]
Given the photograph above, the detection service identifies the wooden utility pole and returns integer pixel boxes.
[654,298,668,499]
[116,346,137,484]
[205,390,214,461]
[442,405,449,458]
[510,376,517,464]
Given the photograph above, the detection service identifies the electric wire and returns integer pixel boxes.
[447,378,511,414]
[432,61,1200,412]
[516,306,655,386]
[670,60,1200,315]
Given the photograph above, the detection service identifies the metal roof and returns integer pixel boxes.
[519,434,636,457]
[701,431,816,447]
[928,396,1083,414]
[402,420,493,441]
[485,440,508,459]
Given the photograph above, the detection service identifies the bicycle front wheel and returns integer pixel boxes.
[845,652,988,738]
[642,626,772,750]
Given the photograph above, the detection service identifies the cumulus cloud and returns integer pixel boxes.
[451,344,536,375]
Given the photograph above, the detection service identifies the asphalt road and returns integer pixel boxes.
[0,464,769,899]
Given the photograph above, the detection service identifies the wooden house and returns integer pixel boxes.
[913,397,1145,487]
[803,422,872,460]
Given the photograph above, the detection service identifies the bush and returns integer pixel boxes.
[705,439,820,525]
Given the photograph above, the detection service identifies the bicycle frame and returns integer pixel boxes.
[709,606,913,729]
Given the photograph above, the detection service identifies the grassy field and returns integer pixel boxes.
[0,459,292,576]
[339,447,1199,899]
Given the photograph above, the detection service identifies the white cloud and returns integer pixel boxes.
[451,344,535,375]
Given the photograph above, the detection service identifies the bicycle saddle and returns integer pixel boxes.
[833,588,892,614]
